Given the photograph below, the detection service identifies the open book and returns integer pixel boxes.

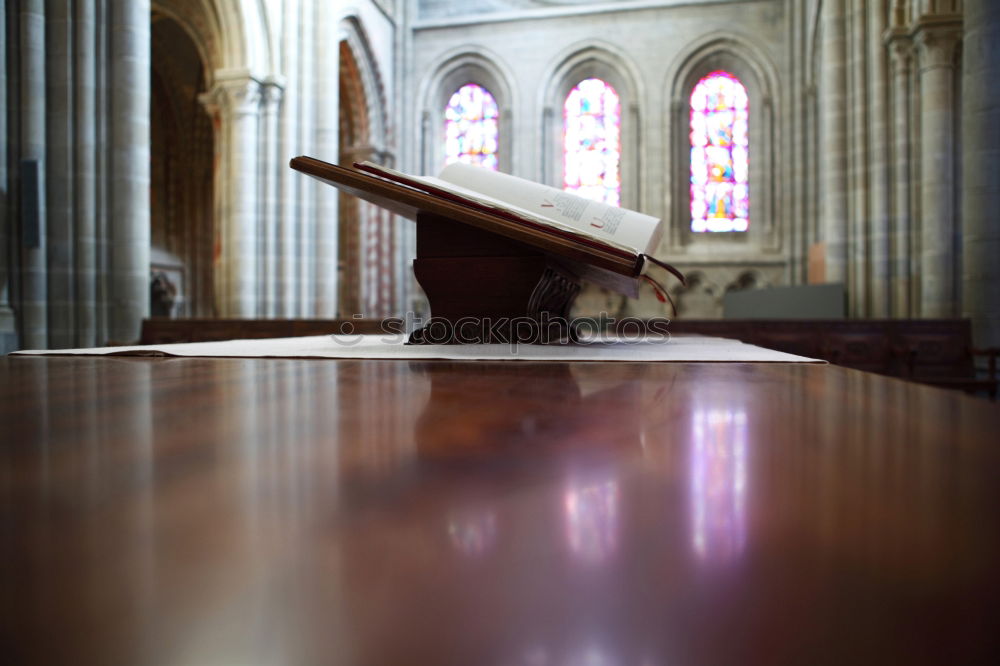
[289,156,683,296]
[361,161,662,257]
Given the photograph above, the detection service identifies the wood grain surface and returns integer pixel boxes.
[2,356,999,665]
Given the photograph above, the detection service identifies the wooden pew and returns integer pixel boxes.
[665,318,997,398]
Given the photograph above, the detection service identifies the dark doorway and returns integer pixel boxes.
[150,12,215,317]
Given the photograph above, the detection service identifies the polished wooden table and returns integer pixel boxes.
[2,356,999,665]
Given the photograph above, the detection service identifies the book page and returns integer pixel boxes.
[357,163,641,257]
[436,162,663,255]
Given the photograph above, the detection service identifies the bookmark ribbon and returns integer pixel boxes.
[641,254,686,287]
[639,255,685,317]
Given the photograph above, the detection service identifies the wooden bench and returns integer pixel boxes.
[664,319,998,399]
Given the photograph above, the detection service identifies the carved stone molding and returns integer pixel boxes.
[884,27,914,74]
[200,74,263,119]
[260,79,284,109]
[912,17,963,72]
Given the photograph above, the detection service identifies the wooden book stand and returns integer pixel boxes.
[409,213,581,345]
[287,157,671,344]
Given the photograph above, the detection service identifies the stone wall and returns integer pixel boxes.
[403,0,999,341]
[0,0,400,351]
[406,0,788,318]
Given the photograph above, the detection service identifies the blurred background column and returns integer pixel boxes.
[109,0,150,343]
[913,16,961,318]
[962,0,1000,348]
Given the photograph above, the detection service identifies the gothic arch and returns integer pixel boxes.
[151,1,218,77]
[664,32,781,255]
[338,39,369,317]
[150,12,215,316]
[417,46,516,174]
[540,42,644,209]
[339,16,390,160]
[338,15,395,317]
[151,0,270,79]
[151,0,277,318]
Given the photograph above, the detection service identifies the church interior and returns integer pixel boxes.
[2,0,998,352]
[3,1,1000,664]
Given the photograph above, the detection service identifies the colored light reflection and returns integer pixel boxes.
[447,508,498,557]
[690,408,748,563]
[564,478,619,564]
[563,78,621,206]
[690,71,749,232]
[445,83,499,170]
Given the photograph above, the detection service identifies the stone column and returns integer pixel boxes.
[313,5,339,318]
[20,0,47,349]
[886,33,914,318]
[848,0,867,316]
[913,17,961,318]
[46,0,75,348]
[0,0,13,351]
[109,0,150,344]
[259,80,283,318]
[278,0,301,317]
[74,0,96,346]
[962,0,1000,347]
[821,0,849,284]
[868,0,891,318]
[203,73,261,318]
[297,0,316,315]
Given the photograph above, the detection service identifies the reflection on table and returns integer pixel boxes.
[3,356,1000,665]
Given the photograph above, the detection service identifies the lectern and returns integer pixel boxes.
[290,156,682,344]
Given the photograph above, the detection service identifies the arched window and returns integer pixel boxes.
[563,78,621,206]
[690,71,749,232]
[445,83,499,170]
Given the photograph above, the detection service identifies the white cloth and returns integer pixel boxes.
[12,334,823,363]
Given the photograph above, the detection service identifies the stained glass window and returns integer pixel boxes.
[690,71,749,232]
[563,78,621,206]
[445,83,499,170]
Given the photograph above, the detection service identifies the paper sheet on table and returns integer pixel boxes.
[12,334,824,363]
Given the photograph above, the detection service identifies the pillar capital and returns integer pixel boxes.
[261,81,284,108]
[912,16,962,72]
[259,76,285,110]
[200,73,262,118]
[913,15,962,318]
[199,70,263,318]
[884,27,913,72]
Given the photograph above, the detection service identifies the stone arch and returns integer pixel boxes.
[339,16,390,159]
[540,41,644,209]
[337,15,396,317]
[153,0,270,75]
[340,42,371,157]
[151,0,270,78]
[150,11,215,316]
[151,1,219,77]
[338,39,370,317]
[664,32,781,255]
[417,46,517,174]
[151,0,276,318]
